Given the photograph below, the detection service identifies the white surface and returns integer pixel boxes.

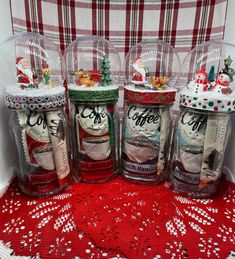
[0,0,12,43]
[0,240,34,258]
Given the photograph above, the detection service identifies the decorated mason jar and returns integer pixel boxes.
[0,32,71,197]
[122,40,180,185]
[65,36,121,183]
[171,40,235,198]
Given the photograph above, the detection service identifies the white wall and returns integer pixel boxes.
[223,0,235,182]
[0,0,12,42]
[0,0,13,196]
[0,1,235,191]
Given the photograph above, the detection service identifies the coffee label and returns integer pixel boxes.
[18,111,50,142]
[18,111,55,169]
[123,105,161,164]
[76,104,111,163]
[77,105,109,136]
[125,106,161,138]
[178,111,207,149]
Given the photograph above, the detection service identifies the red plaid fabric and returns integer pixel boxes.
[11,0,228,63]
[10,0,228,106]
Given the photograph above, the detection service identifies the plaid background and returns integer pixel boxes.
[10,0,228,106]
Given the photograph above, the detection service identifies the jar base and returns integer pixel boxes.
[79,171,118,183]
[171,177,219,198]
[122,170,165,185]
[18,174,72,198]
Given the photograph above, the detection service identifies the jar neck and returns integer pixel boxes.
[179,105,232,116]
[125,101,173,108]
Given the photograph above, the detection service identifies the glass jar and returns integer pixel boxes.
[122,101,173,184]
[65,35,121,183]
[8,106,71,197]
[0,32,71,197]
[171,107,231,198]
[171,40,235,198]
[122,39,180,185]
[70,99,119,182]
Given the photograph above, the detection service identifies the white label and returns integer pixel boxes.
[125,106,161,137]
[178,111,207,147]
[77,105,109,136]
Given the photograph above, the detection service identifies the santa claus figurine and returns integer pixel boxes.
[194,68,208,89]
[131,57,149,85]
[16,57,37,89]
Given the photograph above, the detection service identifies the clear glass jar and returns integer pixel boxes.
[70,100,119,182]
[122,101,173,185]
[65,35,121,183]
[171,40,235,198]
[9,107,71,197]
[171,107,231,198]
[122,39,180,185]
[0,32,72,197]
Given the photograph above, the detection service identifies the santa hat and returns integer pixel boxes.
[195,67,207,77]
[16,56,24,65]
[133,57,142,64]
[42,63,49,69]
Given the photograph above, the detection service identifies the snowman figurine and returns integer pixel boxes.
[192,67,208,93]
[213,56,235,95]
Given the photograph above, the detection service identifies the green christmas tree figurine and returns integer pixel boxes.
[208,65,215,82]
[99,56,112,86]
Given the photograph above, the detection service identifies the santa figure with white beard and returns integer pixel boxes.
[16,57,37,89]
[131,57,149,85]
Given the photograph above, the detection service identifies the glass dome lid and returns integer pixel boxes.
[124,39,180,104]
[180,40,235,112]
[0,32,65,110]
[65,35,121,102]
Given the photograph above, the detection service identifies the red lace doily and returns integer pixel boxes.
[0,177,234,258]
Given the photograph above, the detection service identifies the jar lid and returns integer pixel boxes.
[0,32,66,111]
[180,41,235,113]
[180,85,235,113]
[5,86,66,110]
[124,85,176,104]
[68,84,119,102]
[180,59,235,112]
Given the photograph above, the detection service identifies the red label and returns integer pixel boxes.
[80,159,113,172]
[124,88,176,104]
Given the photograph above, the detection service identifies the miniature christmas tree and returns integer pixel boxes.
[99,56,112,86]
[208,65,215,82]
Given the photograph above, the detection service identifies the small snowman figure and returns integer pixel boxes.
[192,68,208,93]
[214,56,235,95]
